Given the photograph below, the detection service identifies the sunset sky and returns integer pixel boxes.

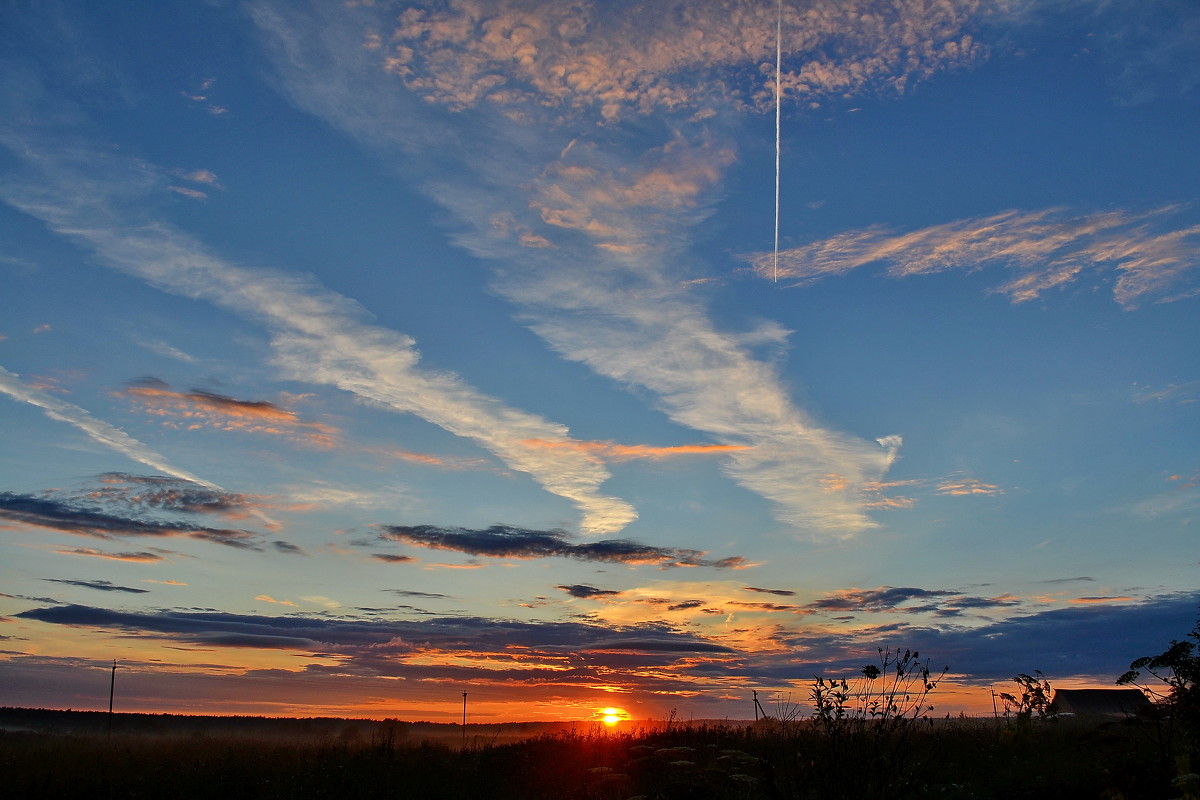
[2,0,1198,723]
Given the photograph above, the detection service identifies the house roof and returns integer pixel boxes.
[1049,688,1151,715]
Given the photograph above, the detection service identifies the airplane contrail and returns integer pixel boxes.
[774,0,782,283]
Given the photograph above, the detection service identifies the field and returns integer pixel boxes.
[1,707,1190,799]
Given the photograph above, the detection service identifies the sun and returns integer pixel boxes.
[599,707,626,726]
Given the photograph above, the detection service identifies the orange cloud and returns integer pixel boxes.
[54,547,164,563]
[935,478,1003,496]
[255,595,298,607]
[1070,596,1135,605]
[753,207,1200,308]
[521,438,748,463]
[373,447,491,470]
[121,384,337,447]
[381,0,985,123]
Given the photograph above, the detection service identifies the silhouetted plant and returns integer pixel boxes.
[998,670,1052,724]
[1118,615,1200,772]
[804,647,948,800]
[810,647,947,736]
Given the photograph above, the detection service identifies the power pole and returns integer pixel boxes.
[107,659,117,734]
[461,692,467,747]
[752,690,767,721]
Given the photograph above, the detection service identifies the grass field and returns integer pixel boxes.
[0,707,1190,799]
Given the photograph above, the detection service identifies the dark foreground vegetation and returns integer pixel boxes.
[0,708,1189,800]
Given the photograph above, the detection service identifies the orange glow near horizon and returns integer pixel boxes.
[598,706,628,726]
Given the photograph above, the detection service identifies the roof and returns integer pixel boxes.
[1049,688,1151,716]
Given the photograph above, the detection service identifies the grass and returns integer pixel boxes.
[0,709,1181,799]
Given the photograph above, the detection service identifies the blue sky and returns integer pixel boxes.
[1,0,1197,722]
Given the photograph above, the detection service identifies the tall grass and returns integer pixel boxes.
[0,713,1175,799]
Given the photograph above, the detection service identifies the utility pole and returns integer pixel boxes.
[752,690,768,721]
[461,692,467,747]
[107,659,117,735]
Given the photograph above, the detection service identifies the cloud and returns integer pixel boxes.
[11,593,1199,707]
[44,578,148,594]
[0,139,635,536]
[377,0,989,123]
[0,491,262,549]
[374,447,491,470]
[807,586,1020,615]
[173,168,223,188]
[53,547,165,563]
[119,382,338,447]
[250,1,908,535]
[371,553,416,564]
[0,365,221,490]
[378,523,747,569]
[744,586,796,597]
[255,595,298,607]
[88,473,262,518]
[521,439,750,462]
[935,478,1003,497]
[134,338,198,363]
[557,584,623,599]
[1134,380,1200,405]
[747,207,1200,308]
[169,186,207,200]
[12,603,733,667]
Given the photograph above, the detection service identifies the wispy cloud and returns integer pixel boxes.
[119,380,338,447]
[255,594,298,607]
[935,478,1004,497]
[747,207,1200,307]
[1134,380,1200,405]
[806,586,1020,615]
[0,138,635,535]
[557,584,623,599]
[53,547,166,563]
[248,1,931,535]
[744,586,796,597]
[44,578,148,594]
[371,553,416,564]
[377,523,747,569]
[0,365,219,490]
[522,439,750,462]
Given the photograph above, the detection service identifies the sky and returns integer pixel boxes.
[1,0,1198,724]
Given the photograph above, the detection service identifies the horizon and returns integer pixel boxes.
[1,1,1197,724]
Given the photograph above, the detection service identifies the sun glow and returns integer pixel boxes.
[599,706,627,726]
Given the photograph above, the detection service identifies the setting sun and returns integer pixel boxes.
[599,707,627,726]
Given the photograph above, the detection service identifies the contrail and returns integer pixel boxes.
[773,0,782,282]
